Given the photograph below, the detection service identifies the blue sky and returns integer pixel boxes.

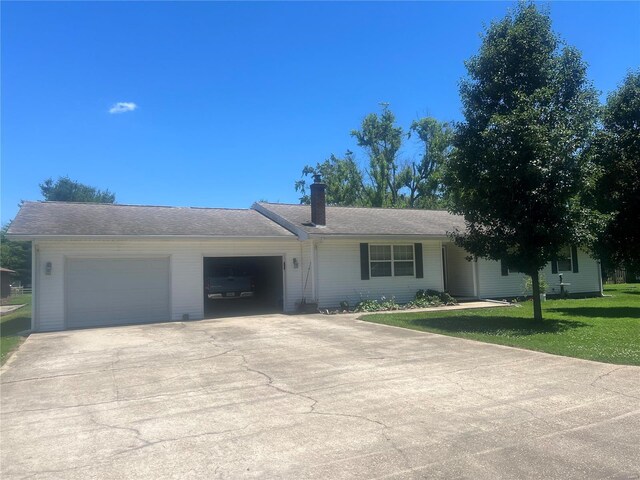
[2,1,639,224]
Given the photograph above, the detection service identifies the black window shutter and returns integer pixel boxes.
[551,259,558,274]
[414,243,423,278]
[571,246,579,273]
[501,260,509,276]
[360,243,370,280]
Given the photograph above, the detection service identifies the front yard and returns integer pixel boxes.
[361,284,640,365]
[0,294,31,365]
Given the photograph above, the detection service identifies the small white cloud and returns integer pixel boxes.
[109,102,137,114]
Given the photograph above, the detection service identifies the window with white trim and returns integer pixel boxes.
[557,246,572,272]
[370,245,415,277]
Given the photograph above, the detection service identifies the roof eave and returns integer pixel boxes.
[252,203,310,240]
[306,233,452,241]
[6,234,297,242]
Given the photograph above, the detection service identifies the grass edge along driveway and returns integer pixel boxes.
[361,284,640,366]
[0,294,32,365]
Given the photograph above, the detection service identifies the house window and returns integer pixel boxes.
[370,245,392,277]
[557,246,572,272]
[393,245,415,276]
[370,245,415,277]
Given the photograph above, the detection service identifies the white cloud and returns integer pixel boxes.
[109,102,137,114]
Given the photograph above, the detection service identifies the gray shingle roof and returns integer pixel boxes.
[8,202,296,238]
[256,202,466,237]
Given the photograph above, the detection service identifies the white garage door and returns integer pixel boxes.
[66,257,170,329]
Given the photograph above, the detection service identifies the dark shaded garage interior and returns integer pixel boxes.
[203,256,284,317]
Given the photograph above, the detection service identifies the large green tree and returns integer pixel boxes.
[589,71,640,273]
[294,152,365,206]
[1,177,117,287]
[351,104,404,207]
[443,2,599,321]
[296,106,452,208]
[40,176,116,203]
[0,224,31,286]
[401,118,454,209]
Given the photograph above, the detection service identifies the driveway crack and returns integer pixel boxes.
[237,353,319,410]
[110,350,121,403]
[236,352,417,476]
[447,377,557,428]
[590,366,640,401]
[107,424,251,457]
[89,413,252,458]
[17,462,98,480]
[592,366,625,386]
[90,416,151,449]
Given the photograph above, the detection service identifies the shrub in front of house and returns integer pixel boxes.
[353,291,457,312]
[354,296,401,312]
[522,274,549,297]
[408,294,443,308]
[415,289,457,306]
[354,299,384,312]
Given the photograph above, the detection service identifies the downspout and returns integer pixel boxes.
[597,260,604,296]
[472,257,479,299]
[312,241,319,304]
[299,241,304,301]
[439,241,445,292]
[32,242,38,332]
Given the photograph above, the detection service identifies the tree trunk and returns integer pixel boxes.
[531,272,543,322]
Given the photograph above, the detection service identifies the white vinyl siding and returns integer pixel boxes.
[314,239,442,308]
[32,235,602,332]
[444,244,475,297]
[476,248,600,298]
[32,238,301,331]
[66,258,170,328]
[300,240,315,302]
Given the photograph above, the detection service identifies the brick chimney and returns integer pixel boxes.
[310,174,326,226]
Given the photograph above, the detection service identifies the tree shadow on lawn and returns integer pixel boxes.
[619,289,640,295]
[0,315,31,336]
[547,306,640,320]
[406,315,587,336]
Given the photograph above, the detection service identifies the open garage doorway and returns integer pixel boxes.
[203,256,284,318]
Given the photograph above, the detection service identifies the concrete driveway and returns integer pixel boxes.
[1,314,639,479]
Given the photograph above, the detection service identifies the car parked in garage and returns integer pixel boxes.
[205,265,256,299]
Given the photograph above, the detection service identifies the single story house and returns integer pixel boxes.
[8,179,602,331]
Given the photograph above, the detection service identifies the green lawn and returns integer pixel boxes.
[1,293,32,306]
[361,284,640,365]
[1,294,31,365]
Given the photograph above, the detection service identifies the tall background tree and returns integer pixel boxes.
[351,104,404,207]
[443,2,599,321]
[39,176,116,203]
[294,152,365,206]
[0,224,31,286]
[295,105,452,208]
[402,118,454,208]
[588,71,640,276]
[1,177,116,287]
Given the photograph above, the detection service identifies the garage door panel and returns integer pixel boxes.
[66,258,170,328]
